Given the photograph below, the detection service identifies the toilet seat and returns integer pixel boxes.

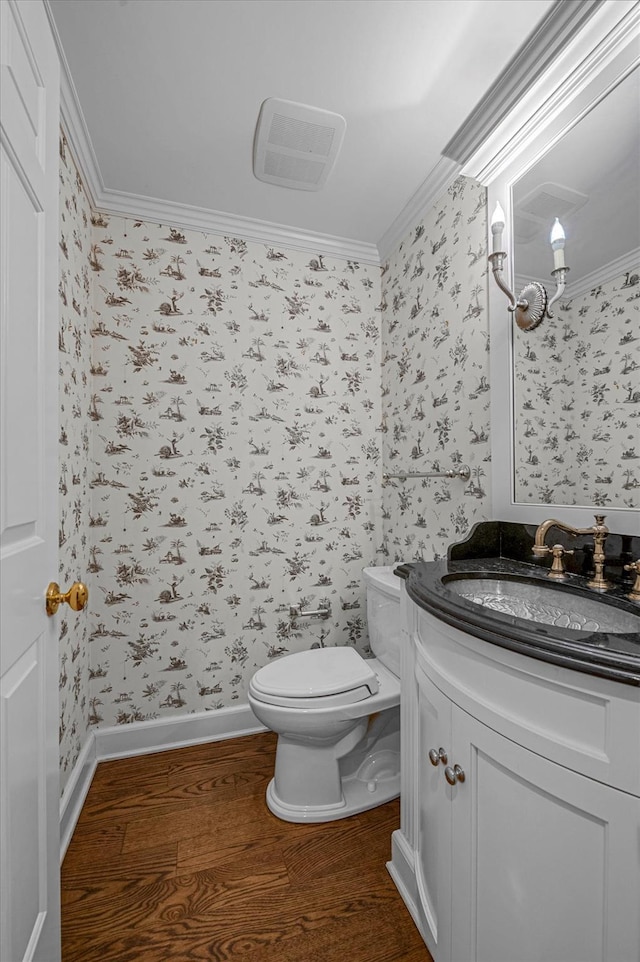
[250,647,379,709]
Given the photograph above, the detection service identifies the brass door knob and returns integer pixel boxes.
[46,581,88,616]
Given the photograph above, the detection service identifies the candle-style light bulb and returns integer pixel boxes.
[550,217,565,269]
[491,202,505,253]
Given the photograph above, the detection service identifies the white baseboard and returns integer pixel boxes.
[387,829,431,950]
[60,704,266,861]
[93,703,266,761]
[59,732,97,862]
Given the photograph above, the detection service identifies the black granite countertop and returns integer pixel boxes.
[395,521,640,687]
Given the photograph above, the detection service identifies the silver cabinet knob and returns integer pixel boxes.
[428,747,448,766]
[444,764,465,786]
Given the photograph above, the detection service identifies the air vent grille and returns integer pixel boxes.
[264,151,326,185]
[268,114,336,157]
[254,98,346,191]
[516,182,588,224]
[521,191,576,220]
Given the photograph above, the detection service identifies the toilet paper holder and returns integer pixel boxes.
[290,604,331,620]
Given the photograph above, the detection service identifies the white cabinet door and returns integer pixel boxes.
[416,668,452,961]
[451,706,640,962]
[0,2,61,960]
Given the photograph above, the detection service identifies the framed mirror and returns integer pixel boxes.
[469,1,640,532]
[511,66,639,511]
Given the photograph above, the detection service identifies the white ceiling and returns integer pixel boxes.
[49,0,555,252]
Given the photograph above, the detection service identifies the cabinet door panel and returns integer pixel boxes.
[451,708,640,962]
[416,666,452,960]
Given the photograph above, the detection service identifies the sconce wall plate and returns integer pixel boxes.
[514,281,548,330]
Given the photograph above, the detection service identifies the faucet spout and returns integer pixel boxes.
[533,518,586,554]
[533,515,611,591]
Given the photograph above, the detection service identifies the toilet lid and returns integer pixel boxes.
[251,647,379,701]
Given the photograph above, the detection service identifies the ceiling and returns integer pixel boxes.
[49,0,555,254]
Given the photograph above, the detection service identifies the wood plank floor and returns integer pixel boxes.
[62,731,433,962]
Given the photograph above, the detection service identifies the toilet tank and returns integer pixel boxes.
[363,565,402,677]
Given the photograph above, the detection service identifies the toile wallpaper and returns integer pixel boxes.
[514,269,640,508]
[380,176,492,561]
[58,133,93,792]
[58,134,495,788]
[86,216,384,728]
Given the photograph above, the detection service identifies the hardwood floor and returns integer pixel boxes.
[62,731,433,962]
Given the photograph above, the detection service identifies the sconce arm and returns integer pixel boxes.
[488,251,518,311]
[547,266,570,318]
[489,251,547,331]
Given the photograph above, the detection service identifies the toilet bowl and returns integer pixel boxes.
[248,565,402,822]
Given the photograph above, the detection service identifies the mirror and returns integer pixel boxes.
[511,66,639,510]
[475,1,640,532]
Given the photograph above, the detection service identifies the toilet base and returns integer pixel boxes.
[265,747,401,823]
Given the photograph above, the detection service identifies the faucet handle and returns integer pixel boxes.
[624,560,640,602]
[547,543,574,580]
[532,544,550,558]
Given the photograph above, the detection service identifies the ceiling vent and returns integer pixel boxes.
[253,98,346,191]
[515,182,589,224]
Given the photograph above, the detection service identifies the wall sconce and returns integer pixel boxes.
[488,203,570,331]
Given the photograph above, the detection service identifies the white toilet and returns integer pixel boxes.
[248,565,402,822]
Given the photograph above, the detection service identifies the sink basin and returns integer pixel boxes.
[444,576,640,635]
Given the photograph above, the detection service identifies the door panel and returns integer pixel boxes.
[0,1,60,960]
[452,708,640,962]
[1,643,46,958]
[416,664,452,961]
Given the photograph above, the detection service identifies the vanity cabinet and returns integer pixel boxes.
[389,592,640,962]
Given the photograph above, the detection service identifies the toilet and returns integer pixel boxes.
[248,565,402,822]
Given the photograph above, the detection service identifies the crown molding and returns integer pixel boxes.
[570,247,640,300]
[93,188,381,264]
[515,248,640,303]
[376,156,461,264]
[464,1,640,186]
[443,0,603,167]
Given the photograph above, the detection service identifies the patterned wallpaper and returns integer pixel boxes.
[514,269,640,508]
[57,135,495,787]
[86,217,383,727]
[58,133,93,792]
[380,176,492,561]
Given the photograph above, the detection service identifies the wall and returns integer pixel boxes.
[86,217,383,727]
[58,143,494,777]
[380,176,492,561]
[58,133,93,792]
[514,269,640,508]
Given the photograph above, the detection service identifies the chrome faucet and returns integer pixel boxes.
[533,515,610,591]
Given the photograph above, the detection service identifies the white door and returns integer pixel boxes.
[0,1,61,960]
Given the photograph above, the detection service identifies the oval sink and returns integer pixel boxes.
[444,577,640,635]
